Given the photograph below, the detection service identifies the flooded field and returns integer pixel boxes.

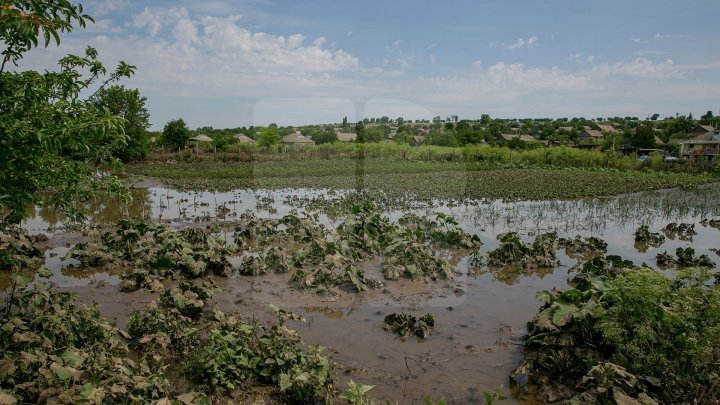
[6,183,720,403]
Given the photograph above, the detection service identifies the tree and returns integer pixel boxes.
[162,119,190,148]
[632,122,656,148]
[0,1,135,224]
[303,127,336,144]
[258,127,280,147]
[212,132,235,151]
[355,121,366,143]
[394,131,412,144]
[480,114,492,125]
[91,85,150,161]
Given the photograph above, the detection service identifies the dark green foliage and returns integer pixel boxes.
[0,283,168,403]
[185,307,334,403]
[631,122,656,148]
[162,118,191,148]
[515,267,720,403]
[633,225,665,247]
[486,232,558,268]
[656,247,716,268]
[383,312,435,339]
[91,85,151,161]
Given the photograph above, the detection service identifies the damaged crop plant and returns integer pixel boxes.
[513,265,720,403]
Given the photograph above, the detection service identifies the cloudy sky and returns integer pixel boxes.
[17,0,720,129]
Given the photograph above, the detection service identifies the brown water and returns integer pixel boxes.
[7,183,720,403]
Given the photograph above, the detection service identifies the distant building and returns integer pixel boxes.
[411,135,427,146]
[691,125,716,136]
[680,130,720,159]
[595,124,620,134]
[281,131,315,148]
[556,126,574,134]
[335,131,357,142]
[496,134,538,143]
[234,133,256,144]
[578,129,604,142]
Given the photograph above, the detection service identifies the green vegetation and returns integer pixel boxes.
[0,0,135,224]
[513,267,720,403]
[161,118,191,149]
[91,85,151,162]
[126,158,717,201]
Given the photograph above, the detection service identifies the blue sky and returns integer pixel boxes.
[19,0,720,129]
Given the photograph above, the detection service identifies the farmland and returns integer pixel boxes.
[125,158,717,201]
[3,178,720,403]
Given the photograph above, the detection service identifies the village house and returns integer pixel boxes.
[234,133,256,144]
[577,129,605,143]
[411,135,426,146]
[680,129,720,159]
[496,134,538,143]
[594,124,620,134]
[335,130,357,142]
[281,131,315,148]
[691,125,716,137]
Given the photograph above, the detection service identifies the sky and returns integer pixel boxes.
[17,0,720,129]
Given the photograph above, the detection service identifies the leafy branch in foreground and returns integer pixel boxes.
[0,0,136,225]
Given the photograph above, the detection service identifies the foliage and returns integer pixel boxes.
[341,380,375,404]
[162,119,191,149]
[558,235,607,258]
[0,282,169,403]
[0,228,44,271]
[258,126,280,147]
[633,225,665,247]
[485,232,558,269]
[159,280,219,318]
[0,1,135,224]
[383,312,435,339]
[514,267,720,403]
[91,85,151,161]
[127,301,200,359]
[66,221,236,290]
[211,131,235,152]
[632,122,656,148]
[656,247,715,268]
[185,308,334,403]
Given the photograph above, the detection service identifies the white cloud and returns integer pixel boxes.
[506,38,524,50]
[506,36,538,50]
[591,57,682,79]
[471,60,482,68]
[630,37,648,44]
[313,37,326,47]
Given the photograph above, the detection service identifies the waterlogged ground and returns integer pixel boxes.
[7,183,720,403]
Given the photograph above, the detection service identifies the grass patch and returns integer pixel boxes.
[125,159,718,201]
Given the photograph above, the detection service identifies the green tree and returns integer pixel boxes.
[162,119,191,149]
[0,1,135,224]
[258,127,280,147]
[355,121,366,143]
[212,132,235,151]
[303,127,336,144]
[394,131,412,144]
[91,85,150,161]
[632,122,656,148]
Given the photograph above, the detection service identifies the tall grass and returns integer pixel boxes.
[147,143,719,174]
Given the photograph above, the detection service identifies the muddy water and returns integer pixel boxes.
[8,183,720,403]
